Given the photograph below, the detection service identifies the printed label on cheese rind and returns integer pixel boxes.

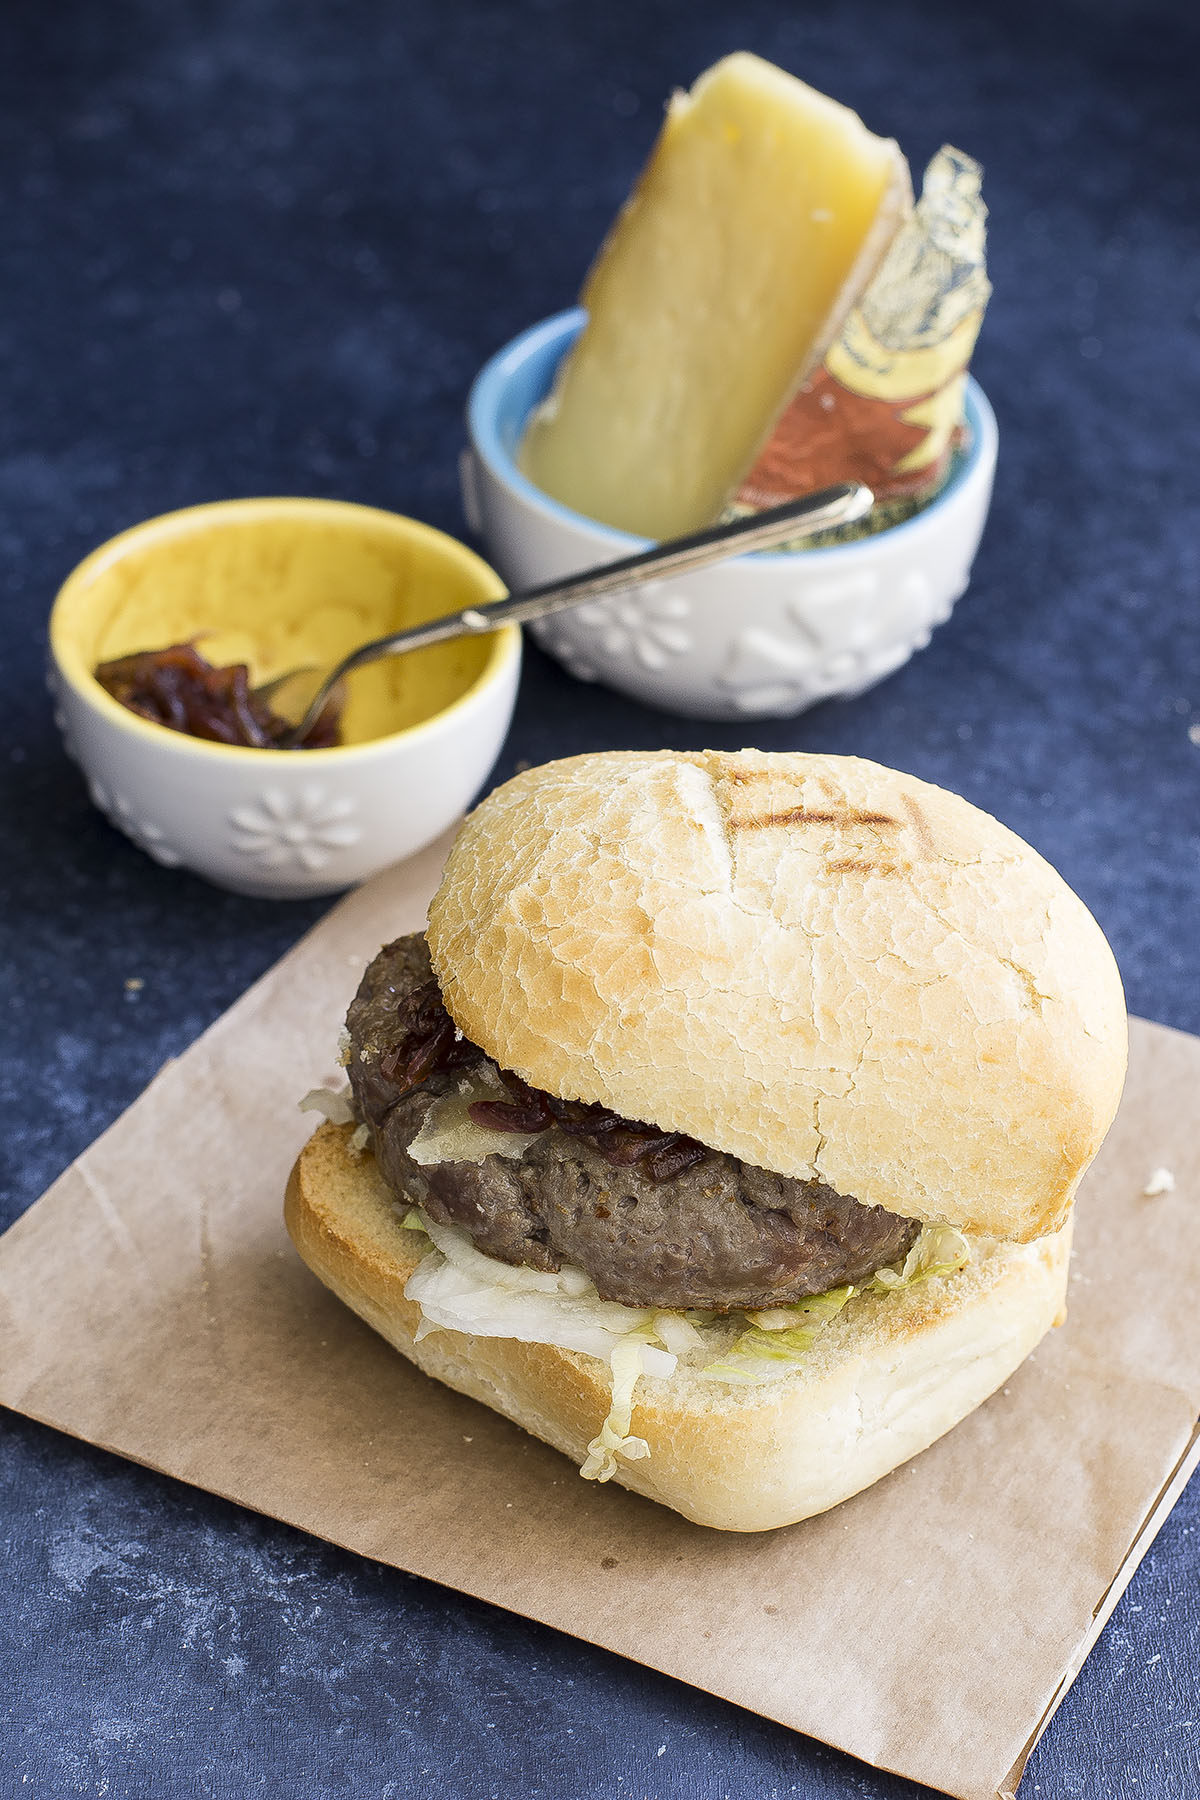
[520,53,912,541]
[735,147,991,544]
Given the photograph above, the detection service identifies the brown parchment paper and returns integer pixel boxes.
[2,836,1198,1800]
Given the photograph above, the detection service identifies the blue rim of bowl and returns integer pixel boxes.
[468,308,997,562]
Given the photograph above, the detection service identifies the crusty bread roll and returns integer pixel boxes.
[288,750,1126,1531]
[287,1121,1073,1532]
[428,750,1127,1241]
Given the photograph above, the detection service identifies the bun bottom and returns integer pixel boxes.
[285,1123,1072,1532]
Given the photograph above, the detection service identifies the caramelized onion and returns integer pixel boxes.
[94,642,342,750]
[379,979,478,1092]
[378,979,711,1183]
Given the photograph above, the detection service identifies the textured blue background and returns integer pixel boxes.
[1,1,1198,1795]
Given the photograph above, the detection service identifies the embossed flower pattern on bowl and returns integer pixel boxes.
[535,581,693,681]
[229,787,361,872]
[717,568,949,715]
[88,780,183,867]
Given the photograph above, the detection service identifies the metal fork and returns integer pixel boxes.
[270,482,873,748]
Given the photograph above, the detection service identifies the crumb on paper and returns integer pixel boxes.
[1143,1166,1176,1198]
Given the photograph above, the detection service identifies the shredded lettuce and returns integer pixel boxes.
[298,1084,356,1125]
[652,1311,707,1356]
[700,1223,973,1385]
[701,1284,857,1384]
[868,1222,970,1290]
[398,1201,973,1469]
[404,1211,677,1369]
[581,1331,657,1481]
[402,1209,676,1483]
[743,1287,858,1332]
[417,1210,588,1295]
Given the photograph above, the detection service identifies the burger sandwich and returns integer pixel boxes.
[286,750,1127,1532]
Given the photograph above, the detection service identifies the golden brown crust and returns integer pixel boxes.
[426,751,1127,1242]
[286,1123,1074,1533]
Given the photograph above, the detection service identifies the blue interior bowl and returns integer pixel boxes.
[467,307,994,558]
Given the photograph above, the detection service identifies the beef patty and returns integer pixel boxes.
[346,934,920,1312]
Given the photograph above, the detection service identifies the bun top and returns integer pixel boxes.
[426,751,1127,1241]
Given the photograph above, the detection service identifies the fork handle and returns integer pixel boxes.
[282,482,872,747]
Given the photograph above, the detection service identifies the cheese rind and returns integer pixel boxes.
[735,146,991,535]
[520,53,911,540]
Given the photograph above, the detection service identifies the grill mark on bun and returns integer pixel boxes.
[900,792,937,859]
[826,857,908,875]
[730,806,900,831]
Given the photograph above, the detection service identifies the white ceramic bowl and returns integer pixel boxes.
[462,309,997,721]
[49,498,521,899]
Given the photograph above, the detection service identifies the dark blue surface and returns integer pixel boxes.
[1,2,1198,1796]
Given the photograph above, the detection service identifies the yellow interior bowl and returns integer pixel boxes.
[50,496,513,753]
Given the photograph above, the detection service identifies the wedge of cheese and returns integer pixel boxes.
[520,53,911,540]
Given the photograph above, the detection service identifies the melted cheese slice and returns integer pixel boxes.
[521,54,911,540]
